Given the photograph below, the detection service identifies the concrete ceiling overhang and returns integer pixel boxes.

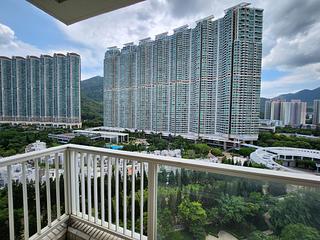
[27,0,145,25]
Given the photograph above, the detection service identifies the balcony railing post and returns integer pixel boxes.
[45,156,52,227]
[70,150,76,215]
[55,153,61,220]
[147,162,158,240]
[7,165,15,240]
[22,162,29,239]
[63,148,71,215]
[35,158,41,234]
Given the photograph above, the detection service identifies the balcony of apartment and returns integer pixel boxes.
[1,144,319,240]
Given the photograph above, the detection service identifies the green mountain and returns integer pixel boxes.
[81,95,103,120]
[260,86,320,116]
[274,86,320,105]
[81,76,103,125]
[81,76,104,102]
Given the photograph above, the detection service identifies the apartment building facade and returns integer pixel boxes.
[313,100,320,125]
[104,3,263,141]
[0,53,81,127]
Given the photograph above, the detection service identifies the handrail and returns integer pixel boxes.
[0,144,67,167]
[0,143,319,186]
[67,144,320,187]
[1,144,68,240]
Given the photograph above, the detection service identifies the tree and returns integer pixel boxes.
[178,199,207,240]
[269,190,320,233]
[158,208,174,239]
[192,143,211,157]
[280,224,320,240]
[70,135,93,146]
[168,171,176,186]
[183,149,196,159]
[211,148,223,156]
[207,207,220,225]
[170,136,191,150]
[248,231,279,240]
[158,168,168,185]
[210,194,260,225]
[238,147,256,157]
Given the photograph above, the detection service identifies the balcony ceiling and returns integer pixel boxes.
[27,0,145,25]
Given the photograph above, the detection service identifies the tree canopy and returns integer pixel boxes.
[280,224,320,240]
[178,199,207,240]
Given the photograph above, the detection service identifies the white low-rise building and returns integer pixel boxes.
[25,140,47,153]
[250,147,320,172]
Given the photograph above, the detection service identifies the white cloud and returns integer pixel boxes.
[0,23,94,79]
[258,0,320,97]
[0,23,14,44]
[57,0,271,50]
[263,21,320,70]
[261,63,320,98]
[0,23,43,56]
[55,0,242,78]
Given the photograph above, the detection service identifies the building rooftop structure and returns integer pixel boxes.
[74,130,129,143]
[48,129,129,144]
[48,133,77,144]
[250,147,320,172]
[25,140,47,153]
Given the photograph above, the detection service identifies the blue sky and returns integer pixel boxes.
[0,0,320,98]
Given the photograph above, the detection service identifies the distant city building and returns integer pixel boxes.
[0,53,81,128]
[259,119,284,133]
[264,100,271,120]
[269,100,282,121]
[265,100,306,127]
[48,128,129,144]
[104,3,263,142]
[313,100,320,125]
[25,140,47,153]
[289,100,307,126]
[280,101,292,125]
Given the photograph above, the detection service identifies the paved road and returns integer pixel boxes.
[206,231,238,240]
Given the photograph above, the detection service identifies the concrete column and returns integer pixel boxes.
[223,141,227,151]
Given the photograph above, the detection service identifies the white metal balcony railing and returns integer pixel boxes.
[1,144,320,240]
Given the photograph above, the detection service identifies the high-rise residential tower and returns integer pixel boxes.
[280,101,292,125]
[289,100,306,126]
[270,100,282,121]
[170,25,191,134]
[104,47,120,128]
[313,100,320,125]
[264,100,271,120]
[0,56,12,120]
[104,3,263,141]
[0,53,81,127]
